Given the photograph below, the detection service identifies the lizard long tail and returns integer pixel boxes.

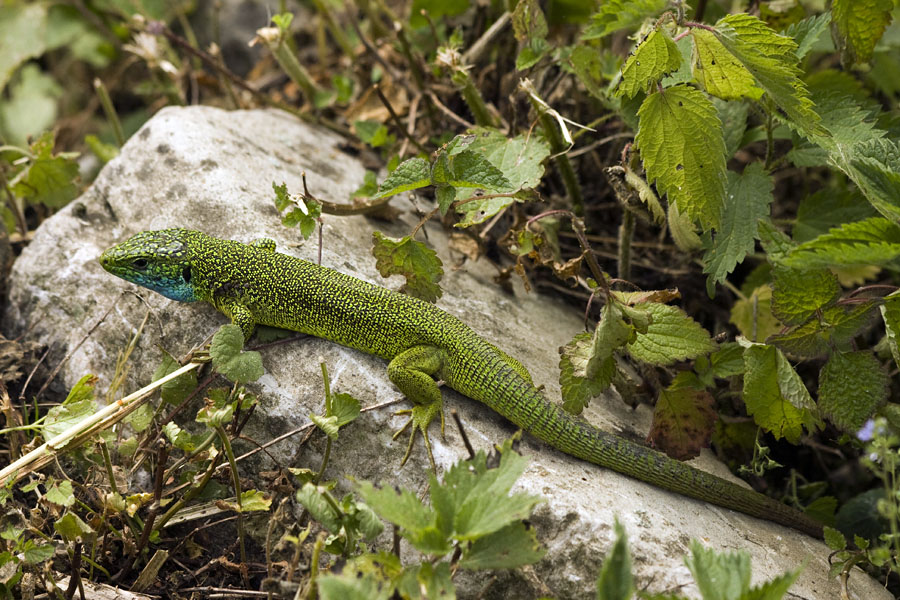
[474,357,824,538]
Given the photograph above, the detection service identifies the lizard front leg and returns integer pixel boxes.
[388,345,446,470]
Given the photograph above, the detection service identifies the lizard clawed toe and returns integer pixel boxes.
[392,403,442,472]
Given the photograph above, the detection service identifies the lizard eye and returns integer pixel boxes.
[132,258,148,270]
[182,267,191,283]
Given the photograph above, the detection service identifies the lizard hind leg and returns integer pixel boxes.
[388,345,446,471]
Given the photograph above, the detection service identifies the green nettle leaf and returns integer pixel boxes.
[685,541,751,600]
[742,569,802,600]
[648,373,716,460]
[769,303,878,358]
[12,132,80,208]
[792,189,877,243]
[786,12,832,60]
[715,97,749,158]
[770,266,840,326]
[703,163,773,284]
[714,13,822,137]
[354,480,448,553]
[627,303,716,366]
[569,44,606,100]
[458,521,545,570]
[332,392,361,428]
[616,29,682,99]
[460,128,549,190]
[818,351,889,432]
[589,303,634,377]
[210,324,264,383]
[371,231,444,302]
[595,519,635,600]
[839,138,900,223]
[823,526,847,551]
[512,0,549,70]
[635,84,727,229]
[783,216,900,269]
[881,295,900,369]
[559,332,614,414]
[831,0,893,66]
[692,30,761,100]
[396,562,454,599]
[741,342,819,443]
[373,157,431,199]
[582,0,668,40]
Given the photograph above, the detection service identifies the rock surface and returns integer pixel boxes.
[4,106,886,599]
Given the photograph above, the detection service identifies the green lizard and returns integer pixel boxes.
[100,228,824,538]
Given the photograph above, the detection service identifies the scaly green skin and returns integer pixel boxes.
[100,229,824,538]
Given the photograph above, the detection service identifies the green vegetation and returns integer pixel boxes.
[1,0,899,597]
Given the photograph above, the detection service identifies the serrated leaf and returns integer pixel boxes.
[792,189,877,243]
[616,29,682,99]
[627,303,715,365]
[769,303,878,358]
[210,324,264,383]
[611,289,680,306]
[818,351,889,432]
[458,521,545,570]
[43,395,97,442]
[742,343,819,443]
[703,163,773,284]
[831,0,893,66]
[153,349,198,405]
[742,568,801,600]
[435,148,513,192]
[559,332,614,414]
[714,13,822,137]
[54,512,94,542]
[582,0,667,40]
[667,200,702,252]
[355,480,447,553]
[460,128,549,190]
[455,195,517,228]
[838,138,900,223]
[589,303,634,377]
[692,30,762,101]
[881,296,900,369]
[783,216,900,269]
[786,12,832,60]
[373,157,431,199]
[595,519,634,600]
[715,97,749,158]
[710,342,746,379]
[570,44,606,100]
[635,84,727,229]
[12,133,79,208]
[770,266,840,325]
[823,526,847,551]
[371,231,444,302]
[220,489,272,513]
[685,541,751,600]
[649,373,716,460]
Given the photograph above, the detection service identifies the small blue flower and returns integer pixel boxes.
[857,419,876,442]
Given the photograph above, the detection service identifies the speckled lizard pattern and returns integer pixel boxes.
[100,229,823,538]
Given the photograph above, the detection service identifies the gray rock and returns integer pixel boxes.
[5,106,886,599]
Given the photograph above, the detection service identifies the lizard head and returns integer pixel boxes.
[100,229,200,302]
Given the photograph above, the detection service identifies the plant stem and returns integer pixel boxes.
[94,79,125,146]
[617,210,634,281]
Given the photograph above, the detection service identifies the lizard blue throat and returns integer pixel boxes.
[99,229,199,302]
